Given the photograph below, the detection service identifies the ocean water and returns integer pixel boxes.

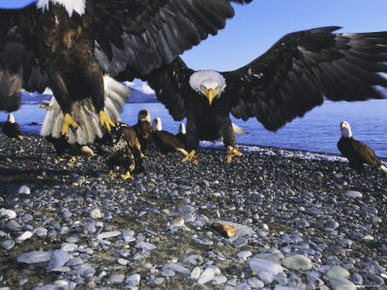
[1,100,386,157]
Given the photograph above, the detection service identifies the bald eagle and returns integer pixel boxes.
[1,113,23,140]
[98,118,144,179]
[0,0,251,143]
[337,121,387,173]
[132,109,153,154]
[152,117,190,159]
[144,27,387,163]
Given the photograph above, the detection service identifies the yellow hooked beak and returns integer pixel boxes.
[205,88,217,105]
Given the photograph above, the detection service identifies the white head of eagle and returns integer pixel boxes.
[7,113,16,124]
[189,71,226,105]
[36,0,86,17]
[340,121,353,138]
[152,117,163,132]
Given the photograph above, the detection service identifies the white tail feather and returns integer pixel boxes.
[380,164,387,173]
[40,75,131,144]
[232,123,247,135]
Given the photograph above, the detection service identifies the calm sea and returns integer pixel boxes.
[1,100,386,157]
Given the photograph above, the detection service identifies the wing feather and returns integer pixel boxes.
[92,0,252,77]
[222,27,387,131]
[144,57,194,121]
[0,5,49,111]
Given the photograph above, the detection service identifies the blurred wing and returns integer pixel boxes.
[223,27,387,131]
[0,5,49,111]
[92,0,251,78]
[144,57,194,121]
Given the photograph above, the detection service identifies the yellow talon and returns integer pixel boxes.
[104,170,117,178]
[62,113,78,137]
[227,146,243,163]
[57,157,65,162]
[99,111,115,132]
[182,150,199,164]
[121,171,134,180]
[68,156,77,163]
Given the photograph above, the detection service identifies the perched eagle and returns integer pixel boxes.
[152,117,190,160]
[337,121,387,173]
[98,117,144,179]
[144,27,387,163]
[132,109,153,154]
[1,113,23,140]
[0,0,252,142]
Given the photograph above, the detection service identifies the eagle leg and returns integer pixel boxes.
[99,111,115,132]
[182,150,199,164]
[104,170,117,178]
[62,113,78,137]
[227,146,243,164]
[121,171,134,180]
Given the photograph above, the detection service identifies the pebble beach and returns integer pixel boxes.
[0,133,386,289]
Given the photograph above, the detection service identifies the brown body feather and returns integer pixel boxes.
[337,137,385,171]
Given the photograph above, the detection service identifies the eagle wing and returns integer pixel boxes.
[222,27,387,131]
[91,0,252,79]
[0,5,50,111]
[144,57,195,121]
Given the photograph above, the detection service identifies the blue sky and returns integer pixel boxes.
[182,0,387,71]
[1,0,386,71]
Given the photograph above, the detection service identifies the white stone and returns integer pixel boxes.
[344,190,362,198]
[258,271,275,284]
[162,263,191,275]
[135,241,156,251]
[60,243,77,252]
[1,240,15,250]
[247,277,264,288]
[0,209,17,219]
[281,255,312,271]
[326,266,350,279]
[329,277,356,290]
[54,280,69,287]
[97,231,121,240]
[237,250,252,260]
[107,274,124,283]
[48,250,71,271]
[190,267,201,279]
[212,275,227,285]
[17,251,51,264]
[249,258,284,276]
[198,268,215,285]
[16,231,33,241]
[125,274,141,287]
[173,216,185,227]
[18,185,30,194]
[90,208,103,219]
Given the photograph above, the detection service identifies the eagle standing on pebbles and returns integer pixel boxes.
[132,109,153,154]
[0,0,252,144]
[1,113,23,140]
[99,117,144,179]
[144,27,387,163]
[337,121,387,173]
[152,117,191,161]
